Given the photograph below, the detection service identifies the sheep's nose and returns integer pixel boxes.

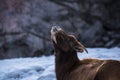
[51,26,61,33]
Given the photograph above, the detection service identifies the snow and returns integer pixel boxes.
[0,48,120,80]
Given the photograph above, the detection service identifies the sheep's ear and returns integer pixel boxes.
[68,35,88,53]
[74,42,88,53]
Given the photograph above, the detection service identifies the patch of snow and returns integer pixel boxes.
[78,47,120,60]
[0,48,120,80]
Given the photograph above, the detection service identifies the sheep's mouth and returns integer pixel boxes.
[51,26,64,44]
[51,26,62,35]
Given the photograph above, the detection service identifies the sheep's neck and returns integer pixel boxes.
[55,50,80,80]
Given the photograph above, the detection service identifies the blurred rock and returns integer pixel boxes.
[32,49,44,57]
[105,40,115,48]
[0,0,120,59]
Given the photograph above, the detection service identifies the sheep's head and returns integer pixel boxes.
[51,26,88,55]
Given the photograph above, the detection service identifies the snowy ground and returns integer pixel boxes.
[0,48,120,80]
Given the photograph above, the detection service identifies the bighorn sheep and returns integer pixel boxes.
[51,26,120,80]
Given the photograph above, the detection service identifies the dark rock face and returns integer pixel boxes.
[49,0,120,48]
[0,0,120,59]
[0,39,32,59]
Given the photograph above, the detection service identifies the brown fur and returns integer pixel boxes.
[51,27,120,80]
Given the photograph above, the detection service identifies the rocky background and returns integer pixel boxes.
[0,0,120,59]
